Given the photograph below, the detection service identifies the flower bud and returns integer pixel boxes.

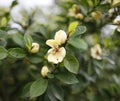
[76,13,84,20]
[91,11,102,20]
[41,66,50,77]
[30,42,39,53]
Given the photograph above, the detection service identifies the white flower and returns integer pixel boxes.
[113,15,120,24]
[90,44,102,60]
[47,47,66,64]
[41,66,50,77]
[54,30,67,45]
[30,42,40,53]
[113,15,120,32]
[46,30,67,64]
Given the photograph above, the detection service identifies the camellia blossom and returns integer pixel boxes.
[113,15,120,32]
[30,42,40,53]
[46,30,67,64]
[90,44,102,60]
[41,66,50,77]
[47,47,66,64]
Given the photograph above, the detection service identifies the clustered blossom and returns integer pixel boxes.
[113,15,120,32]
[30,42,40,53]
[68,4,83,20]
[90,44,102,60]
[46,30,67,64]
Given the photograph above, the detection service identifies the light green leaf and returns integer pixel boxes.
[24,34,33,51]
[51,84,64,101]
[0,46,7,60]
[68,38,88,50]
[68,21,79,36]
[56,72,79,84]
[30,77,48,98]
[8,48,26,58]
[73,26,87,36]
[12,33,24,47]
[0,30,8,38]
[64,54,79,74]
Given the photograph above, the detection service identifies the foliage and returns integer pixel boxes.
[0,0,120,101]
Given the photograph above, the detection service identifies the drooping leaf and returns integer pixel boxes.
[64,54,79,74]
[56,72,79,84]
[0,46,8,60]
[8,48,26,58]
[30,77,48,98]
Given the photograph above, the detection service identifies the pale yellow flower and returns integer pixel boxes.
[91,11,102,20]
[75,13,84,20]
[113,15,120,32]
[30,42,40,53]
[47,47,66,64]
[46,30,67,64]
[54,30,67,45]
[91,44,102,60]
[41,66,50,77]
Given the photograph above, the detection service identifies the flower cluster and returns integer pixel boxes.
[113,15,120,32]
[46,30,67,64]
[68,4,83,20]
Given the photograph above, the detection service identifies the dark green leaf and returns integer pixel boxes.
[64,54,79,74]
[56,72,79,84]
[21,82,32,98]
[50,84,64,101]
[30,77,48,98]
[8,48,26,58]
[0,46,7,60]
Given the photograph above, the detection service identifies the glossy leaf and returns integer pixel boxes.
[30,77,48,98]
[8,48,26,58]
[64,54,79,74]
[56,72,79,84]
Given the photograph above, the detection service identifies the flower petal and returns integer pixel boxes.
[54,30,67,45]
[46,39,59,48]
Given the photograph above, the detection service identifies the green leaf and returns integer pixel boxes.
[50,84,64,101]
[21,82,32,98]
[73,26,87,36]
[30,77,48,98]
[0,46,7,60]
[64,54,79,74]
[12,33,24,47]
[68,38,88,50]
[24,34,33,51]
[0,38,7,47]
[0,30,8,38]
[68,21,79,36]
[8,48,26,58]
[56,72,79,84]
